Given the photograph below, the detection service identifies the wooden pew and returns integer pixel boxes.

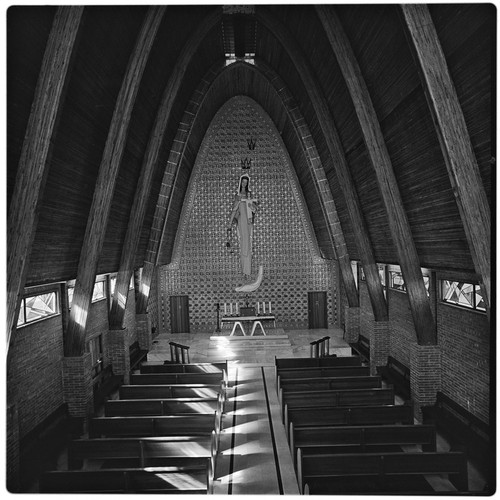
[130,372,225,387]
[377,355,411,401]
[105,395,222,417]
[40,465,212,494]
[289,424,436,466]
[141,361,227,374]
[297,450,468,494]
[119,383,224,401]
[284,403,414,438]
[129,341,148,371]
[278,375,382,393]
[422,391,491,476]
[68,433,216,472]
[277,365,370,380]
[280,387,395,420]
[275,356,362,370]
[89,413,220,439]
[349,334,370,363]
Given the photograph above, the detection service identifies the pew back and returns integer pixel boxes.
[119,383,223,400]
[275,356,362,370]
[277,365,370,380]
[105,396,222,417]
[40,466,211,494]
[89,413,219,439]
[141,362,227,374]
[285,404,414,435]
[298,450,468,493]
[130,372,224,386]
[278,375,381,392]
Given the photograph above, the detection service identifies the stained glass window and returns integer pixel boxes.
[442,280,485,311]
[17,291,58,326]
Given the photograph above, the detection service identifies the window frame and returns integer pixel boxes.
[17,289,60,328]
[440,279,486,312]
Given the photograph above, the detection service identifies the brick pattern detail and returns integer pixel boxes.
[410,343,442,420]
[62,353,93,418]
[159,96,335,332]
[344,306,360,343]
[136,313,152,350]
[7,404,20,492]
[108,329,130,384]
[368,320,390,375]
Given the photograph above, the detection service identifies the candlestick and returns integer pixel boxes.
[224,303,227,315]
[269,301,272,313]
[230,303,233,314]
[262,301,266,314]
[257,302,260,314]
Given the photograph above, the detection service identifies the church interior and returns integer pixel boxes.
[6,3,494,495]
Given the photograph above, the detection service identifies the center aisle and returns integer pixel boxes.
[214,364,299,495]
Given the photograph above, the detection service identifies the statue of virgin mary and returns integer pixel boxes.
[228,174,258,275]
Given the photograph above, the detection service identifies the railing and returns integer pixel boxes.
[169,341,190,363]
[310,336,330,358]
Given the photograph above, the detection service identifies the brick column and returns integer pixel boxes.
[6,404,20,492]
[108,328,130,384]
[410,342,441,421]
[367,320,390,375]
[136,313,152,351]
[62,353,93,432]
[344,306,360,343]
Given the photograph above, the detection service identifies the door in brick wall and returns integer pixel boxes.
[308,291,327,329]
[170,295,190,333]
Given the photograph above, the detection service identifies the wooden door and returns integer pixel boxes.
[170,295,190,333]
[308,291,327,329]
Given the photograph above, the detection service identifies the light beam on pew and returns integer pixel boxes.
[145,470,206,490]
[184,401,218,413]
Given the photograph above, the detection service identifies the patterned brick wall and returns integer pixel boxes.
[159,96,336,332]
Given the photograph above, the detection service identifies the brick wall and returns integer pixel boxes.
[358,280,490,423]
[7,314,64,438]
[159,96,335,333]
[438,303,490,423]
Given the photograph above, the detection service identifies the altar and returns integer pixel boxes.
[220,314,276,336]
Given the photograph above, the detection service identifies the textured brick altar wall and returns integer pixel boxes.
[159,96,337,333]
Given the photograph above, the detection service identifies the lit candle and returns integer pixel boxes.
[269,301,272,314]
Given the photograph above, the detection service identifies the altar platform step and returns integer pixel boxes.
[207,335,293,363]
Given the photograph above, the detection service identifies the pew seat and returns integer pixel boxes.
[131,372,226,387]
[280,387,395,420]
[275,356,362,370]
[278,375,381,393]
[40,465,212,494]
[89,413,220,439]
[68,434,216,472]
[140,361,227,374]
[119,383,224,401]
[285,403,414,438]
[297,450,468,494]
[289,424,437,466]
[105,395,222,417]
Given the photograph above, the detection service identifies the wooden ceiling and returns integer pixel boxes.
[7,4,493,288]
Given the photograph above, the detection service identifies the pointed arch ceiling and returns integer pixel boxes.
[7,4,492,288]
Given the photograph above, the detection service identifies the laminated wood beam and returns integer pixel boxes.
[316,5,436,344]
[7,7,83,349]
[401,4,491,312]
[65,7,164,356]
[256,7,387,320]
[102,5,167,330]
[136,10,222,315]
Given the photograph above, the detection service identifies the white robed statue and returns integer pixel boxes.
[228,174,258,276]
